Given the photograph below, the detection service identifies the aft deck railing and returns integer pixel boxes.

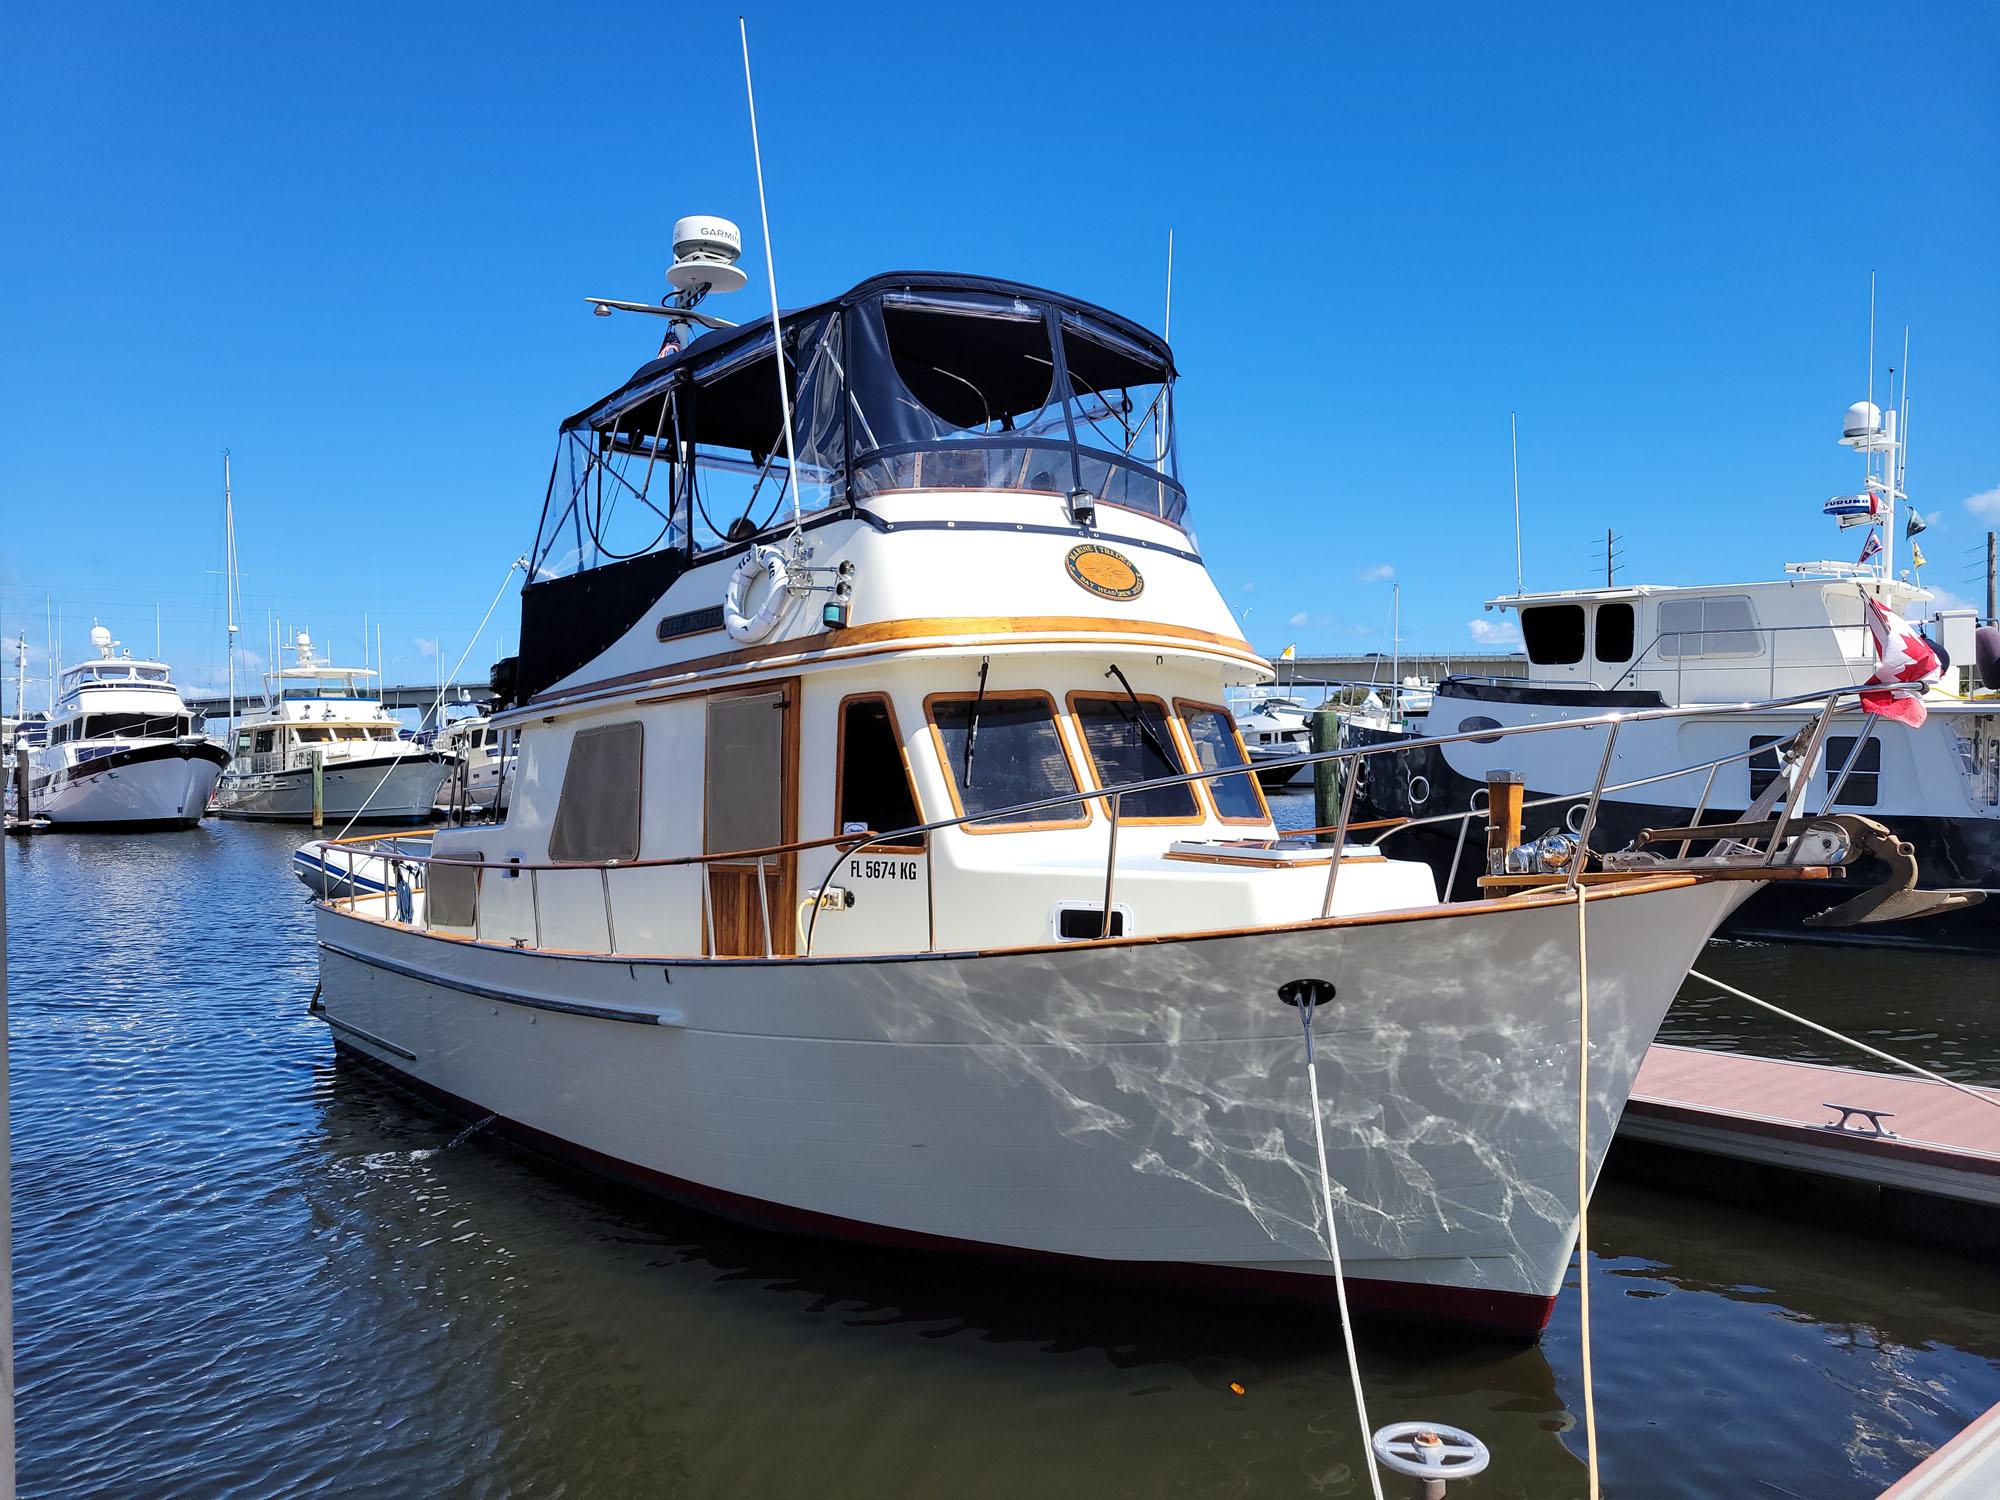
[322,684,1901,960]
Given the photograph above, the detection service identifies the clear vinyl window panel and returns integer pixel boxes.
[549,721,644,863]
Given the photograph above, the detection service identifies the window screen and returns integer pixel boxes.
[704,694,784,856]
[1521,605,1586,665]
[1825,735,1881,808]
[1071,696,1198,820]
[427,850,484,928]
[930,695,1086,828]
[1178,704,1266,821]
[550,721,644,862]
[1660,596,1759,657]
[838,697,923,847]
[1595,602,1635,663]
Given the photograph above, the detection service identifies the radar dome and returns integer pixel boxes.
[89,624,112,653]
[666,215,747,295]
[1842,401,1883,441]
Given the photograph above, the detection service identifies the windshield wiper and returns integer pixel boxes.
[1104,664,1178,772]
[962,657,990,789]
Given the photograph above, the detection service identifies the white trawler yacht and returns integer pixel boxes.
[1347,390,2000,952]
[311,233,1918,1338]
[24,624,227,828]
[217,632,448,822]
[431,711,511,815]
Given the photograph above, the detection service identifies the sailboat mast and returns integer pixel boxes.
[224,451,239,732]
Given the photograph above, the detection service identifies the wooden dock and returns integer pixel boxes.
[1613,1044,2000,1246]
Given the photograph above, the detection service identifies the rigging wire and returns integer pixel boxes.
[325,556,525,842]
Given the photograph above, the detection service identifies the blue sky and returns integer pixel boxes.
[3,1,1994,708]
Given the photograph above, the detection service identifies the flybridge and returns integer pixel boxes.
[530,269,1184,583]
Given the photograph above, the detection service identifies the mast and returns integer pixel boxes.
[224,452,240,732]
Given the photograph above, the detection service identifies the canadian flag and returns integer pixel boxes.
[1860,597,1941,727]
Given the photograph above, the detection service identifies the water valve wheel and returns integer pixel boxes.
[1371,1422,1490,1481]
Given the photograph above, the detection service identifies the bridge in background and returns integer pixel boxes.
[1265,649,1527,686]
[184,681,493,726]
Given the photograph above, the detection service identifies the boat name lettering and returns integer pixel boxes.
[657,605,727,642]
[849,857,919,881]
[1064,544,1144,600]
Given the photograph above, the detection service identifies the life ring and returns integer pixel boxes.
[724,544,791,642]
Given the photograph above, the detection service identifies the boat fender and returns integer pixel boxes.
[724,545,791,643]
[1975,626,2000,691]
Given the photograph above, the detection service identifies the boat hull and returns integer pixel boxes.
[315,876,1749,1338]
[218,754,449,824]
[31,740,227,829]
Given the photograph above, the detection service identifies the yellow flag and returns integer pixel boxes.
[1911,541,1928,569]
[1279,644,1296,660]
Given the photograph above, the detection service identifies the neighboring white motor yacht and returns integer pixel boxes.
[1347,391,1999,951]
[1234,696,1314,788]
[216,632,448,823]
[311,254,1888,1340]
[24,625,227,829]
[431,712,511,815]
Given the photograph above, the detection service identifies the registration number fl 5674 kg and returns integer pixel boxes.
[849,858,919,881]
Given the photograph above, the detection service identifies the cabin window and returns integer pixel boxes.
[1521,605,1586,665]
[837,696,924,849]
[295,727,329,743]
[235,732,252,755]
[1070,695,1199,822]
[927,692,1088,830]
[1659,596,1759,657]
[1176,702,1268,823]
[253,730,276,755]
[81,712,184,739]
[549,721,644,862]
[1825,735,1881,808]
[1595,602,1635,663]
[1748,736,1785,801]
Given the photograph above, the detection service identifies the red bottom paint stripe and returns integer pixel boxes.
[333,1040,1556,1341]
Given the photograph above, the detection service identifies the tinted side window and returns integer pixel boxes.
[930,695,1087,828]
[1595,602,1635,663]
[1521,605,1586,665]
[1826,735,1881,808]
[1749,736,1784,801]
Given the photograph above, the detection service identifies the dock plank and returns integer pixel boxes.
[1621,1044,2000,1208]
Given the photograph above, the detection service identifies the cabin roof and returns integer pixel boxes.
[1488,574,1931,611]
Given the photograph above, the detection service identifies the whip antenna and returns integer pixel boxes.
[1510,411,1524,595]
[739,17,801,536]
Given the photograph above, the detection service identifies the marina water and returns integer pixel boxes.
[9,800,1997,1498]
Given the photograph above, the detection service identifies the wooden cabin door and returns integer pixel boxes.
[703,685,797,956]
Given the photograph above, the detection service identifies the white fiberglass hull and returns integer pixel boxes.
[32,740,226,828]
[316,876,1751,1336]
[219,754,448,823]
